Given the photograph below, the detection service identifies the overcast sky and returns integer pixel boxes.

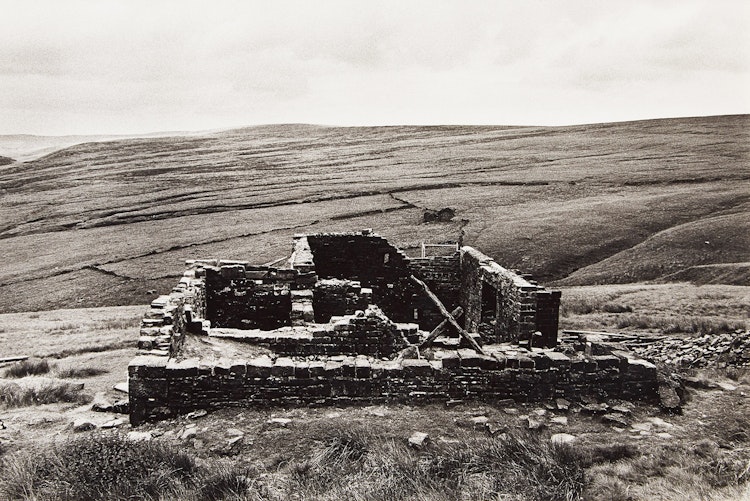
[1,0,748,135]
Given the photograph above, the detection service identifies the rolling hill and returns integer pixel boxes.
[0,115,747,313]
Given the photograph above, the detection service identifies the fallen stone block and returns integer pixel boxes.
[408,431,429,449]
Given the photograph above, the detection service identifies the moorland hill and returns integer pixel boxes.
[0,115,747,312]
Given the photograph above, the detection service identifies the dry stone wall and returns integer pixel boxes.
[129,341,659,425]
[460,247,559,348]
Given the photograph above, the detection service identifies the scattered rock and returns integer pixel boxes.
[0,419,5,430]
[647,417,674,429]
[657,372,684,413]
[127,431,152,442]
[72,419,96,432]
[100,418,126,429]
[555,398,571,411]
[533,409,547,416]
[113,382,129,394]
[187,409,208,419]
[503,408,518,415]
[551,416,568,426]
[267,417,292,427]
[632,330,750,368]
[656,432,673,439]
[215,435,244,455]
[602,413,630,427]
[581,403,609,415]
[611,405,632,416]
[91,393,113,413]
[408,432,429,449]
[225,428,245,437]
[631,422,653,433]
[445,399,464,408]
[367,406,388,417]
[112,400,129,414]
[658,385,682,412]
[180,428,198,440]
[551,433,577,445]
[470,416,489,427]
[681,376,715,389]
[716,382,737,392]
[527,417,545,430]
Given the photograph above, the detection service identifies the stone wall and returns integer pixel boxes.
[209,306,418,357]
[312,279,371,323]
[408,254,461,329]
[204,266,292,330]
[306,232,416,324]
[459,247,558,347]
[129,343,659,425]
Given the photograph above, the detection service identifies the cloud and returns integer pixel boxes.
[0,0,747,134]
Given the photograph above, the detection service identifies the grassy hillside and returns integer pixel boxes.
[0,115,747,312]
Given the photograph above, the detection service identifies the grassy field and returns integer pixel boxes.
[0,285,748,499]
[0,115,747,312]
[558,283,750,334]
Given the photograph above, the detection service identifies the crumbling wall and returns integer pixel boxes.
[204,265,292,330]
[129,345,659,425]
[313,279,371,323]
[137,265,207,357]
[210,307,417,357]
[459,247,559,347]
[306,231,416,324]
[408,254,461,329]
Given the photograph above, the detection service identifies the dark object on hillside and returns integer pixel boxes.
[0,156,14,166]
[423,208,455,223]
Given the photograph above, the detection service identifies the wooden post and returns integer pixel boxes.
[420,306,463,348]
[409,275,485,355]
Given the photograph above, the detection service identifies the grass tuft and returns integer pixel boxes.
[4,359,52,378]
[0,380,92,408]
[615,314,746,334]
[56,366,109,379]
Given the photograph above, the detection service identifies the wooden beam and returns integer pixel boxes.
[409,275,485,355]
[0,355,29,365]
[420,306,463,348]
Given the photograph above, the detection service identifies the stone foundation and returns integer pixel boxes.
[129,340,658,425]
[129,230,657,425]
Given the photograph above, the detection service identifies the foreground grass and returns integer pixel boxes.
[0,428,584,501]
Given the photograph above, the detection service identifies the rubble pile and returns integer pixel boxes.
[630,330,750,368]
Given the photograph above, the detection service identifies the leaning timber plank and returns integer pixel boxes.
[0,355,29,364]
[420,306,463,348]
[409,275,486,355]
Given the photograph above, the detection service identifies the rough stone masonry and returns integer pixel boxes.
[129,230,660,425]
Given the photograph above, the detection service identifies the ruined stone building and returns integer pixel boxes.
[129,230,659,424]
